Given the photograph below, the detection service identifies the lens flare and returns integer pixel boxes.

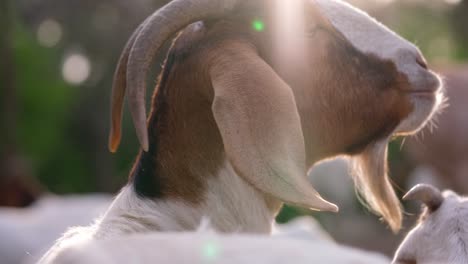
[272,0,307,75]
[202,241,220,261]
[252,19,265,32]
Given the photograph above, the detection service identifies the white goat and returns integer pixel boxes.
[393,184,468,264]
[0,195,110,264]
[40,0,443,262]
[40,217,391,264]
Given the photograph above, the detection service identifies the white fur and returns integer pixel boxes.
[393,190,468,264]
[201,160,278,233]
[40,217,390,264]
[0,195,110,264]
[38,160,275,263]
[94,159,274,235]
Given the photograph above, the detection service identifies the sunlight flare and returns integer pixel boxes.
[272,0,308,75]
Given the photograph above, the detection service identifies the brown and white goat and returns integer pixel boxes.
[40,0,443,261]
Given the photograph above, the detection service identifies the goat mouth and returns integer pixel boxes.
[409,90,437,97]
[408,85,442,98]
[406,71,442,97]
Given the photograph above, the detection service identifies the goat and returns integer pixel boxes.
[0,194,110,264]
[393,184,468,264]
[39,217,391,264]
[40,0,443,262]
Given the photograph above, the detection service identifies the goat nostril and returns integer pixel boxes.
[416,56,428,70]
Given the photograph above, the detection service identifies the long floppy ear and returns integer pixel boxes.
[210,46,337,212]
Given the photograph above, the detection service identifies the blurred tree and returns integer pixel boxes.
[0,0,42,206]
[8,0,172,193]
[450,0,468,60]
[1,0,17,153]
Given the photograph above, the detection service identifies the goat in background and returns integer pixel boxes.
[394,184,468,264]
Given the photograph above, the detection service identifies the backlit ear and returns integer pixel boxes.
[210,45,337,212]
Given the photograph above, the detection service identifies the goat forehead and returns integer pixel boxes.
[314,0,419,60]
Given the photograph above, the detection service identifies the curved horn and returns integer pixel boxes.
[124,0,239,152]
[109,18,150,153]
[403,184,444,211]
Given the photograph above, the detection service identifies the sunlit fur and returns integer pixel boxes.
[38,160,278,263]
[40,0,442,261]
[316,0,445,135]
[40,218,390,264]
[394,188,468,264]
[313,0,443,231]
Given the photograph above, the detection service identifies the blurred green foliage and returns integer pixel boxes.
[11,21,95,193]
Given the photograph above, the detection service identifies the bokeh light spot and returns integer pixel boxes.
[62,53,91,85]
[252,19,265,32]
[37,19,63,48]
[445,0,462,5]
[202,241,220,261]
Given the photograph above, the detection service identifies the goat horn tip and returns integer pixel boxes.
[108,135,121,153]
[141,140,149,152]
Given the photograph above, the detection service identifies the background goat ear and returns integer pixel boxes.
[210,48,338,213]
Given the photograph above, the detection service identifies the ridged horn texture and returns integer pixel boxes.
[109,19,150,153]
[403,184,444,211]
[109,0,239,152]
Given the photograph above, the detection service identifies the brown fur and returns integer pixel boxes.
[129,23,225,203]
[128,1,414,229]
